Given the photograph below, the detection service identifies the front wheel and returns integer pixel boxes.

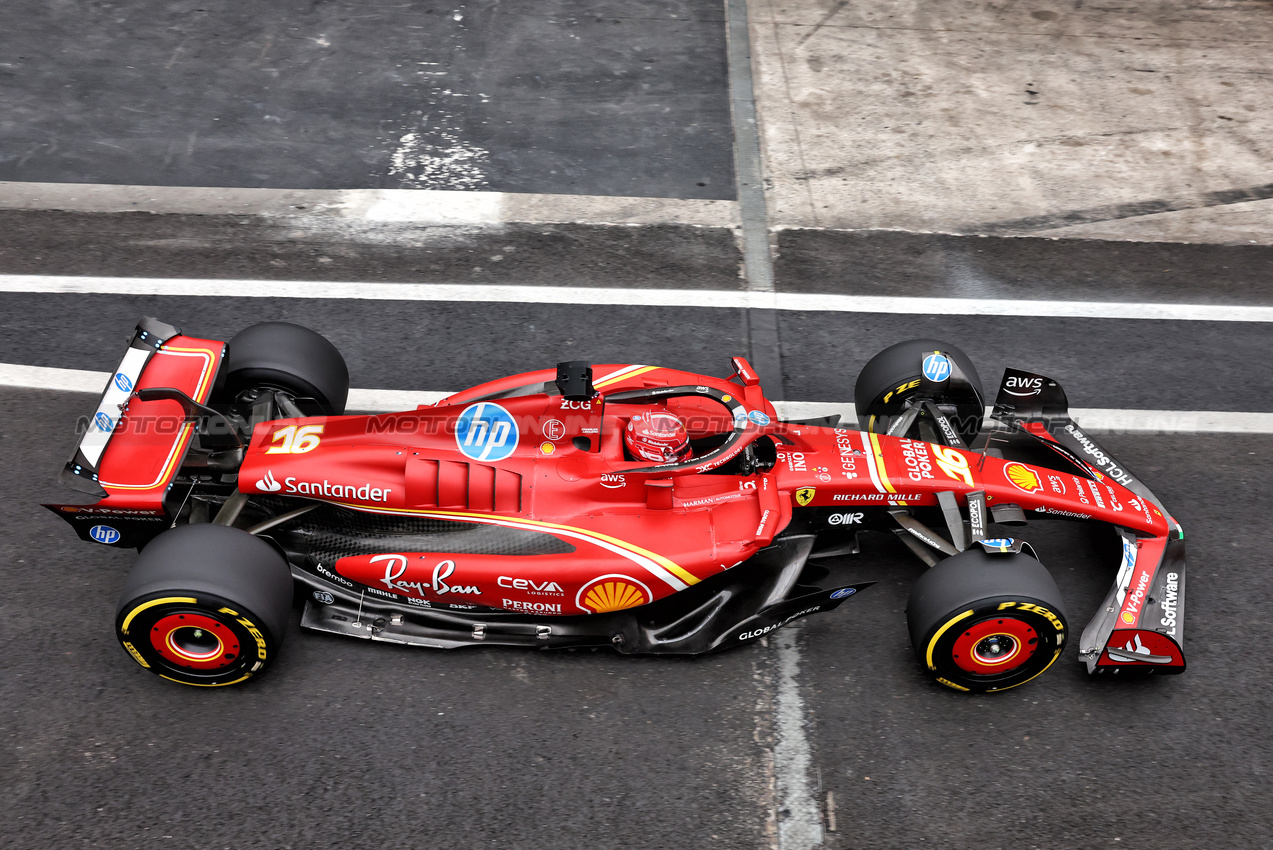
[906,547,1067,693]
[854,338,984,446]
[115,524,294,687]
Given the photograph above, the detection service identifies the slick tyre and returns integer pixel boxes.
[854,339,984,446]
[115,524,293,687]
[220,322,349,415]
[907,548,1067,693]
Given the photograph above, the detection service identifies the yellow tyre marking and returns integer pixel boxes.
[160,674,253,687]
[925,609,974,671]
[986,649,1064,693]
[121,641,150,669]
[120,596,197,635]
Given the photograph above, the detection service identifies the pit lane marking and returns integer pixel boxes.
[5,363,1273,434]
[4,274,1273,323]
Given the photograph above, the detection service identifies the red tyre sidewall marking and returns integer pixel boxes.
[951,617,1038,675]
[150,612,240,670]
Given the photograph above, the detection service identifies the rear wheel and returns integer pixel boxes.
[907,547,1067,693]
[115,524,294,687]
[218,322,349,415]
[854,339,984,446]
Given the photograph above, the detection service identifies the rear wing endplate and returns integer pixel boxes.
[60,317,183,497]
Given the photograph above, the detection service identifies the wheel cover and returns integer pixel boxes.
[951,617,1038,674]
[149,612,241,671]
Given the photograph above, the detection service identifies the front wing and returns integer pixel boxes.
[992,368,1187,676]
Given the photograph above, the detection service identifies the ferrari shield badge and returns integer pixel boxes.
[795,487,816,506]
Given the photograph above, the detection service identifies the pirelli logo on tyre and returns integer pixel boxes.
[121,641,150,669]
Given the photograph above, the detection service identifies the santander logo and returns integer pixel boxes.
[256,470,282,492]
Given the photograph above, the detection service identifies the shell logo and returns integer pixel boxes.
[577,575,652,614]
[1004,462,1043,494]
[1121,612,1136,625]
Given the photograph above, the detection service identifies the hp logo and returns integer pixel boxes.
[89,525,121,545]
[982,538,1014,549]
[94,412,114,431]
[830,587,856,600]
[922,353,952,383]
[455,402,519,462]
[113,373,133,392]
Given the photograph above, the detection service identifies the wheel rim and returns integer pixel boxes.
[150,612,240,670]
[952,617,1038,674]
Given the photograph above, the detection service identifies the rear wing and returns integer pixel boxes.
[44,317,225,547]
[60,317,184,497]
[990,368,1186,676]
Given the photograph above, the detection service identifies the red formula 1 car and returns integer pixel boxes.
[46,319,1186,692]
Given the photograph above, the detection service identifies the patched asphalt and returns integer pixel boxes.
[3,0,1272,845]
[5,384,1272,849]
[0,0,734,199]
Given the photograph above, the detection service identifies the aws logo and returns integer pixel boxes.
[1004,376,1043,397]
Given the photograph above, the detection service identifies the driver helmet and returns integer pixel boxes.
[625,411,691,463]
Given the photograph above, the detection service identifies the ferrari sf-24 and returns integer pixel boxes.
[46,318,1186,692]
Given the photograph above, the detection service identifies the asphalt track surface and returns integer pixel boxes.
[0,0,734,199]
[4,2,1273,849]
[4,249,1273,848]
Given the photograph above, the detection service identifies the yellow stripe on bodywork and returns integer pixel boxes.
[594,365,657,388]
[121,596,197,635]
[101,345,217,490]
[327,502,698,589]
[163,344,220,401]
[866,432,897,494]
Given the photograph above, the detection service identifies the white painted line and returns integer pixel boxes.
[3,364,1271,433]
[776,401,1273,434]
[347,388,450,410]
[2,273,1271,322]
[0,363,112,394]
[0,274,748,308]
[772,627,824,850]
[0,182,739,228]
